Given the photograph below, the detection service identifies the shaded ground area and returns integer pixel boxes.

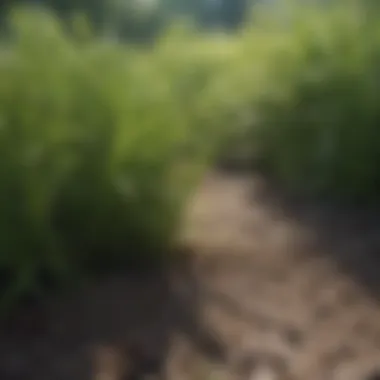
[0,252,226,380]
[1,170,380,380]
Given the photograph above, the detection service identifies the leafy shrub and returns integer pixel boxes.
[243,2,380,200]
[0,9,214,313]
[154,26,238,165]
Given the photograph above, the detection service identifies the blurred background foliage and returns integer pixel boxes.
[1,0,251,42]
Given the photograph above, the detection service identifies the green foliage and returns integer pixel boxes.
[4,1,380,315]
[1,0,106,29]
[106,0,167,43]
[0,9,215,313]
[155,27,235,158]
[231,2,380,200]
[2,0,166,42]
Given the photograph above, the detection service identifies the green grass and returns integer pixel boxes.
[3,1,380,315]
[0,9,221,314]
[213,2,380,201]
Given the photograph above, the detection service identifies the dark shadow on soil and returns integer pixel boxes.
[0,248,226,380]
[250,171,380,300]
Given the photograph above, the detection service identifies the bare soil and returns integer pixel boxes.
[1,170,380,380]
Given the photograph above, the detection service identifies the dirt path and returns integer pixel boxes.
[1,171,380,380]
[182,171,380,380]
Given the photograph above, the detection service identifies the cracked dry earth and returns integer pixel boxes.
[1,170,380,380]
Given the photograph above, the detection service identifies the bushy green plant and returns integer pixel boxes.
[243,2,380,200]
[154,25,237,164]
[0,8,214,313]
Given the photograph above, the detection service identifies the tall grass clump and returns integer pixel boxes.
[0,8,215,313]
[154,25,237,161]
[244,2,380,200]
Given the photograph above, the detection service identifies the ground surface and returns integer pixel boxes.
[1,170,380,380]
